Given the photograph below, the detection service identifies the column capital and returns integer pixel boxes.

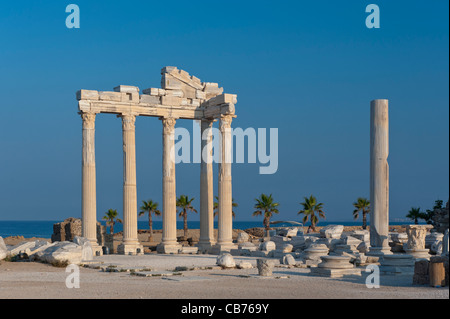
[80,111,97,129]
[219,115,234,131]
[118,113,137,131]
[160,117,177,135]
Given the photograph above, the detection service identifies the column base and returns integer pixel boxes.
[405,249,430,260]
[157,243,182,254]
[210,243,238,255]
[197,242,216,254]
[117,242,144,255]
[366,246,392,257]
[91,244,103,257]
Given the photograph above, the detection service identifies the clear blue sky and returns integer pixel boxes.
[0,1,448,223]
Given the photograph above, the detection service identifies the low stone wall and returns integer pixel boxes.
[51,218,105,245]
[413,255,449,286]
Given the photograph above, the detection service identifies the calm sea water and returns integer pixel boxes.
[0,220,413,238]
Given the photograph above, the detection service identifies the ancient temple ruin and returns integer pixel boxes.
[76,66,237,255]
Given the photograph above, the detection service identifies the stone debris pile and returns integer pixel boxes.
[0,235,94,265]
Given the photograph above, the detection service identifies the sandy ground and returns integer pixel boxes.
[0,257,447,299]
[4,226,437,300]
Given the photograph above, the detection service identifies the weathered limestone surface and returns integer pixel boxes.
[310,256,360,278]
[198,119,215,251]
[35,241,93,265]
[213,115,235,252]
[236,232,250,244]
[281,254,296,266]
[380,254,415,275]
[320,225,344,239]
[257,259,274,276]
[117,114,143,256]
[405,225,433,259]
[368,99,391,256]
[0,237,7,260]
[216,253,235,268]
[157,117,182,254]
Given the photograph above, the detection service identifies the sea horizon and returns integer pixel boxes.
[0,219,424,239]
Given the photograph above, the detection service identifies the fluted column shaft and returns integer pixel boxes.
[369,99,391,255]
[199,119,215,248]
[217,115,233,246]
[81,112,99,248]
[120,114,139,245]
[161,117,178,246]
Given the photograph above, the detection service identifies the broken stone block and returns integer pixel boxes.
[216,253,236,268]
[196,90,206,100]
[165,89,184,98]
[121,92,139,103]
[208,94,237,106]
[281,254,296,266]
[140,95,161,104]
[99,91,123,102]
[161,66,178,74]
[257,259,274,276]
[76,89,99,101]
[320,225,344,239]
[236,232,250,244]
[161,73,183,90]
[236,261,252,269]
[260,241,276,252]
[113,85,139,93]
[282,244,294,253]
[161,95,182,106]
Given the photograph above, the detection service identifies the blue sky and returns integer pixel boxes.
[0,1,448,223]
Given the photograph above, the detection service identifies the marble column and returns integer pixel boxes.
[213,115,236,252]
[198,119,216,251]
[117,113,143,255]
[157,117,181,254]
[80,111,102,255]
[368,99,392,256]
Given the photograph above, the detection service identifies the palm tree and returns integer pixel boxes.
[252,194,280,236]
[213,196,238,219]
[102,209,122,234]
[353,197,370,230]
[406,207,424,225]
[298,195,325,231]
[138,200,161,242]
[176,195,198,239]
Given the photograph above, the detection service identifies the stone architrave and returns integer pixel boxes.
[80,111,102,256]
[198,119,216,251]
[117,114,143,255]
[213,115,236,252]
[405,225,433,259]
[157,117,182,254]
[368,99,391,256]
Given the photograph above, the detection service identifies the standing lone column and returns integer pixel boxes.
[368,99,392,256]
[81,111,102,255]
[117,113,143,255]
[157,117,182,254]
[198,119,216,252]
[214,115,236,252]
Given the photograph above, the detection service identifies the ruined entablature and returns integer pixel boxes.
[77,66,237,120]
